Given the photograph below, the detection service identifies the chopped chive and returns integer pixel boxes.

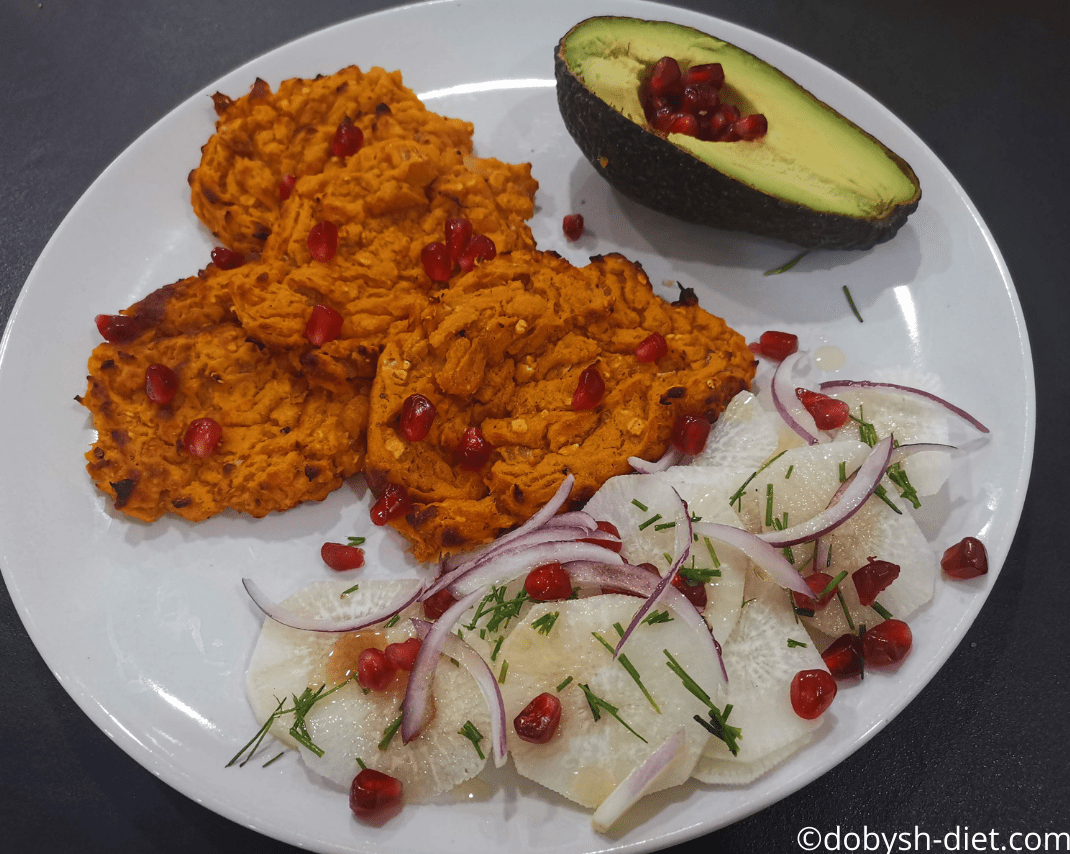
[340,583,360,597]
[886,462,921,509]
[664,650,740,755]
[765,249,810,276]
[578,683,647,742]
[490,635,504,661]
[837,589,856,632]
[729,450,787,508]
[817,570,849,600]
[356,757,366,769]
[556,675,574,692]
[612,621,626,637]
[844,285,864,323]
[227,696,285,768]
[872,601,894,620]
[785,465,794,479]
[839,461,847,482]
[347,536,367,547]
[378,716,402,751]
[532,611,560,635]
[592,632,660,712]
[638,513,663,531]
[787,638,808,649]
[873,484,904,515]
[653,521,676,531]
[497,660,509,684]
[384,614,401,629]
[704,537,721,567]
[642,610,673,626]
[631,498,649,512]
[262,751,285,767]
[764,483,775,527]
[459,720,486,760]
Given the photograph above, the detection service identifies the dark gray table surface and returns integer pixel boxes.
[2,1,1067,851]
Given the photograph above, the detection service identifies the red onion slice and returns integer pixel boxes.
[591,729,685,832]
[448,540,624,598]
[771,352,824,445]
[629,445,683,474]
[755,434,894,548]
[242,577,424,633]
[692,521,813,597]
[614,489,691,655]
[411,617,507,768]
[819,379,990,434]
[401,587,485,744]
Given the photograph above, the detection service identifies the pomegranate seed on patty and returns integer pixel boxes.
[95,313,146,344]
[304,303,344,347]
[941,536,988,579]
[790,669,838,719]
[399,394,436,442]
[524,561,573,601]
[183,417,223,458]
[370,483,412,526]
[513,692,562,744]
[456,426,492,470]
[307,221,338,263]
[671,413,710,455]
[444,217,473,265]
[278,173,296,201]
[331,118,364,159]
[210,246,245,270]
[144,363,178,405]
[320,542,365,571]
[562,213,584,241]
[458,234,496,272]
[571,365,605,410]
[634,331,668,363]
[350,768,404,823]
[420,241,452,282]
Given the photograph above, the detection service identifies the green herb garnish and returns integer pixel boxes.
[642,610,674,626]
[378,716,402,751]
[459,720,486,760]
[556,675,573,692]
[844,285,864,323]
[664,650,740,755]
[787,638,808,649]
[592,632,660,712]
[532,611,560,635]
[872,601,894,620]
[578,683,647,742]
[764,249,809,276]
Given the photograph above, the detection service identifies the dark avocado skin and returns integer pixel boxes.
[554,24,921,251]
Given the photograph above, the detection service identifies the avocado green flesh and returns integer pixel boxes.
[563,22,918,219]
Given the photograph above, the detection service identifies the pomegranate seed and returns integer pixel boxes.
[278,173,296,200]
[513,692,562,744]
[444,217,474,266]
[370,483,412,526]
[384,637,422,671]
[718,104,741,124]
[862,619,913,666]
[456,426,492,470]
[399,393,436,442]
[941,536,988,579]
[524,561,573,601]
[144,363,178,405]
[634,331,668,363]
[308,220,338,263]
[422,587,457,620]
[183,417,223,458]
[681,84,719,115]
[789,669,838,719]
[671,413,710,456]
[822,633,864,680]
[421,241,452,282]
[357,647,396,691]
[756,330,798,361]
[458,233,496,272]
[792,572,839,611]
[350,767,404,822]
[210,246,245,270]
[331,118,364,159]
[682,63,725,89]
[852,557,901,607]
[733,113,768,141]
[572,365,605,410]
[672,573,708,611]
[668,112,698,136]
[95,313,145,344]
[717,128,742,143]
[648,56,683,98]
[652,106,675,133]
[320,542,365,571]
[581,520,623,553]
[796,388,850,431]
[562,213,584,241]
[304,303,344,347]
[707,108,732,137]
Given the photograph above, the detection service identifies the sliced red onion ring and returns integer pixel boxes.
[629,445,683,474]
[691,521,813,597]
[614,489,691,655]
[566,561,727,684]
[411,617,507,768]
[448,540,624,598]
[242,577,424,633]
[755,434,894,548]
[771,352,825,445]
[591,729,685,832]
[401,587,485,744]
[819,379,990,434]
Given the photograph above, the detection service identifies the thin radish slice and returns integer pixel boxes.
[771,352,824,445]
[402,588,485,744]
[820,379,989,433]
[629,445,683,473]
[756,435,894,548]
[243,577,423,633]
[693,520,813,598]
[591,729,685,832]
[412,618,507,768]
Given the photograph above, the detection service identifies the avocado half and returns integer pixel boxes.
[555,17,921,250]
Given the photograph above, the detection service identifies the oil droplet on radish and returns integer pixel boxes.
[573,765,615,806]
[814,345,845,372]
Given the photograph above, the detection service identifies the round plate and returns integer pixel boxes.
[0,1,1033,853]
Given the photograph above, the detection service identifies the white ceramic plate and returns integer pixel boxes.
[0,1,1033,852]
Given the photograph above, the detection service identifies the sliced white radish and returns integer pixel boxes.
[682,390,782,476]
[245,578,491,802]
[497,595,720,809]
[692,573,828,784]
